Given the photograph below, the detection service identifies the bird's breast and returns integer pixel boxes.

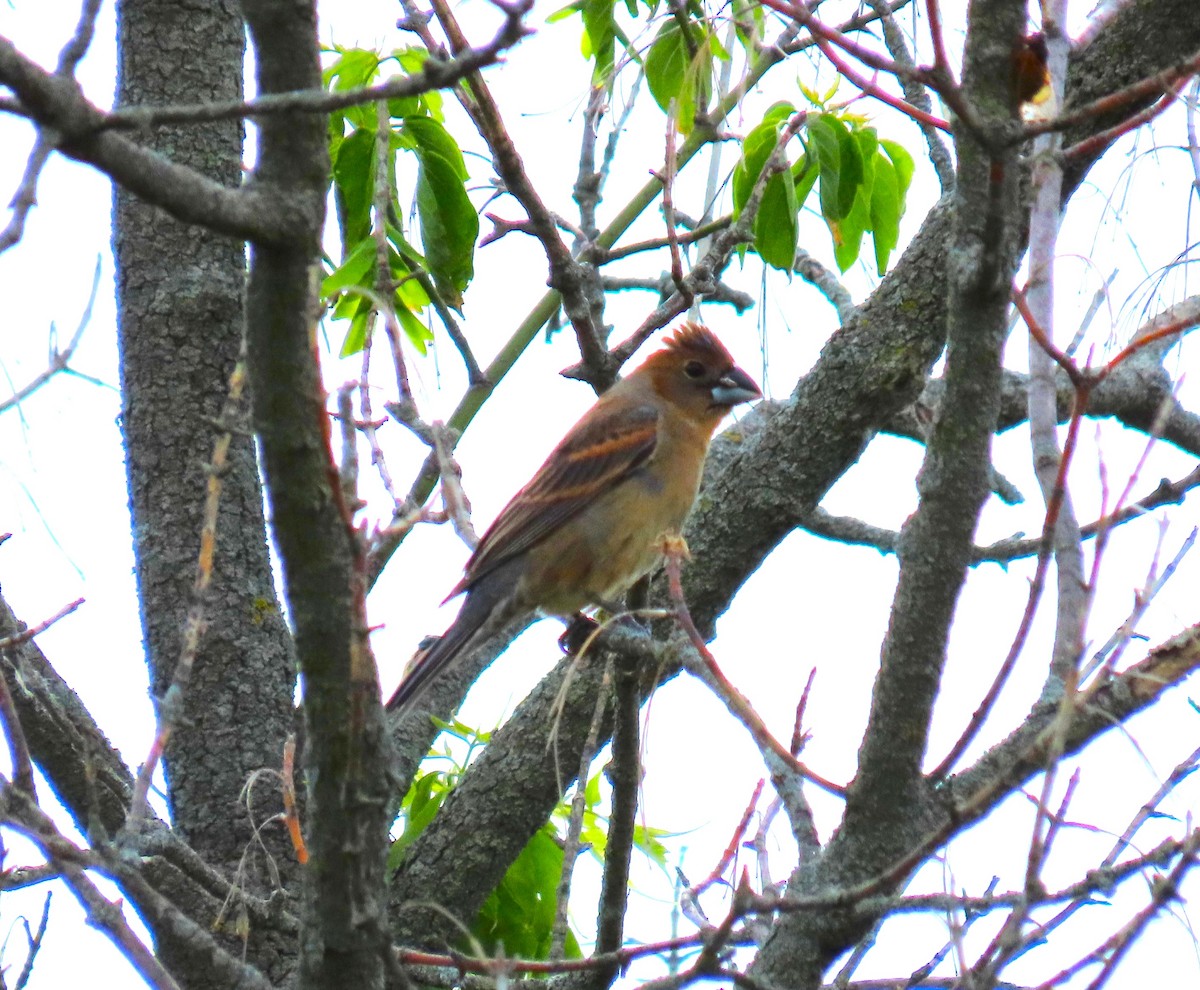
[520,440,706,615]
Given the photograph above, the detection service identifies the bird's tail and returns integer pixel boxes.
[385,569,520,716]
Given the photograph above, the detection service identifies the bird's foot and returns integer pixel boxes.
[559,613,600,655]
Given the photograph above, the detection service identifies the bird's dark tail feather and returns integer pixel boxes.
[385,566,521,716]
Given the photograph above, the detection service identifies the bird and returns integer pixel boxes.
[386,322,761,715]
[1013,32,1051,107]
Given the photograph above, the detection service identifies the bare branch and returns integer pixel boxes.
[1022,9,1088,701]
[1,784,182,990]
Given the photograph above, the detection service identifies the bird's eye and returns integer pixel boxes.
[684,360,706,379]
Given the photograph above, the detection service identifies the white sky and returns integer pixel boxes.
[1,0,1199,987]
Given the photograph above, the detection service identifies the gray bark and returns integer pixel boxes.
[113,0,297,981]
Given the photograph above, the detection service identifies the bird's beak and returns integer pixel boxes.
[710,365,761,407]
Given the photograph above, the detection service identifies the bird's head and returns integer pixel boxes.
[641,323,761,426]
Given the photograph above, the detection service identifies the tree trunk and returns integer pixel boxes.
[113,0,297,981]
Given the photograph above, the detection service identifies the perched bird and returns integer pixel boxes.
[386,323,761,715]
[1013,32,1051,107]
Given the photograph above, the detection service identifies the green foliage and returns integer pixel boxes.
[548,0,636,85]
[393,719,672,961]
[731,102,914,275]
[475,826,584,959]
[731,101,799,270]
[321,46,477,356]
[644,17,724,134]
[388,717,492,867]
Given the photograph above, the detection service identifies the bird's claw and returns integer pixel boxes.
[559,613,600,655]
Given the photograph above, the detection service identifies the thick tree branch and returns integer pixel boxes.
[238,0,392,986]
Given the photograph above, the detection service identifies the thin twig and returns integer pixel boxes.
[0,0,103,254]
[592,647,640,975]
[0,598,84,653]
[661,108,688,300]
[1082,526,1197,682]
[661,538,844,798]
[550,662,610,958]
[2,783,183,990]
[0,258,102,414]
[689,780,765,899]
[427,0,609,381]
[124,344,250,834]
[13,890,52,990]
[93,2,532,132]
[870,1,954,187]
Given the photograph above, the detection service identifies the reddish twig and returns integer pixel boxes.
[1062,77,1190,162]
[1035,829,1200,990]
[925,0,952,83]
[1013,287,1085,386]
[661,537,845,797]
[1083,525,1197,682]
[761,0,968,130]
[1097,311,1200,381]
[932,380,1092,778]
[689,779,765,899]
[3,783,184,990]
[281,735,307,864]
[0,593,83,799]
[790,667,817,756]
[1022,50,1200,142]
[813,36,951,132]
[0,597,84,653]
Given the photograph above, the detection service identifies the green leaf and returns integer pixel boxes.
[644,21,712,132]
[731,101,795,216]
[733,0,764,57]
[402,116,469,180]
[870,152,901,274]
[387,95,421,119]
[546,0,583,24]
[645,22,688,115]
[708,26,731,61]
[331,127,377,247]
[397,275,431,311]
[855,127,878,192]
[880,139,914,198]
[792,153,819,212]
[389,770,456,870]
[753,156,798,270]
[473,826,582,960]
[632,825,671,868]
[340,309,371,358]
[581,0,618,82]
[394,48,445,120]
[396,301,434,355]
[832,181,869,272]
[321,236,375,296]
[403,116,478,306]
[323,47,380,91]
[834,121,863,219]
[808,114,843,222]
[731,102,799,271]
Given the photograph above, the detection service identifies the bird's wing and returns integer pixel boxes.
[456,402,660,593]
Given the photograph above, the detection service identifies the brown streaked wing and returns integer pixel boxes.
[457,403,660,592]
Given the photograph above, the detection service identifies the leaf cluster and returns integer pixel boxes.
[323,46,479,355]
[732,102,914,274]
